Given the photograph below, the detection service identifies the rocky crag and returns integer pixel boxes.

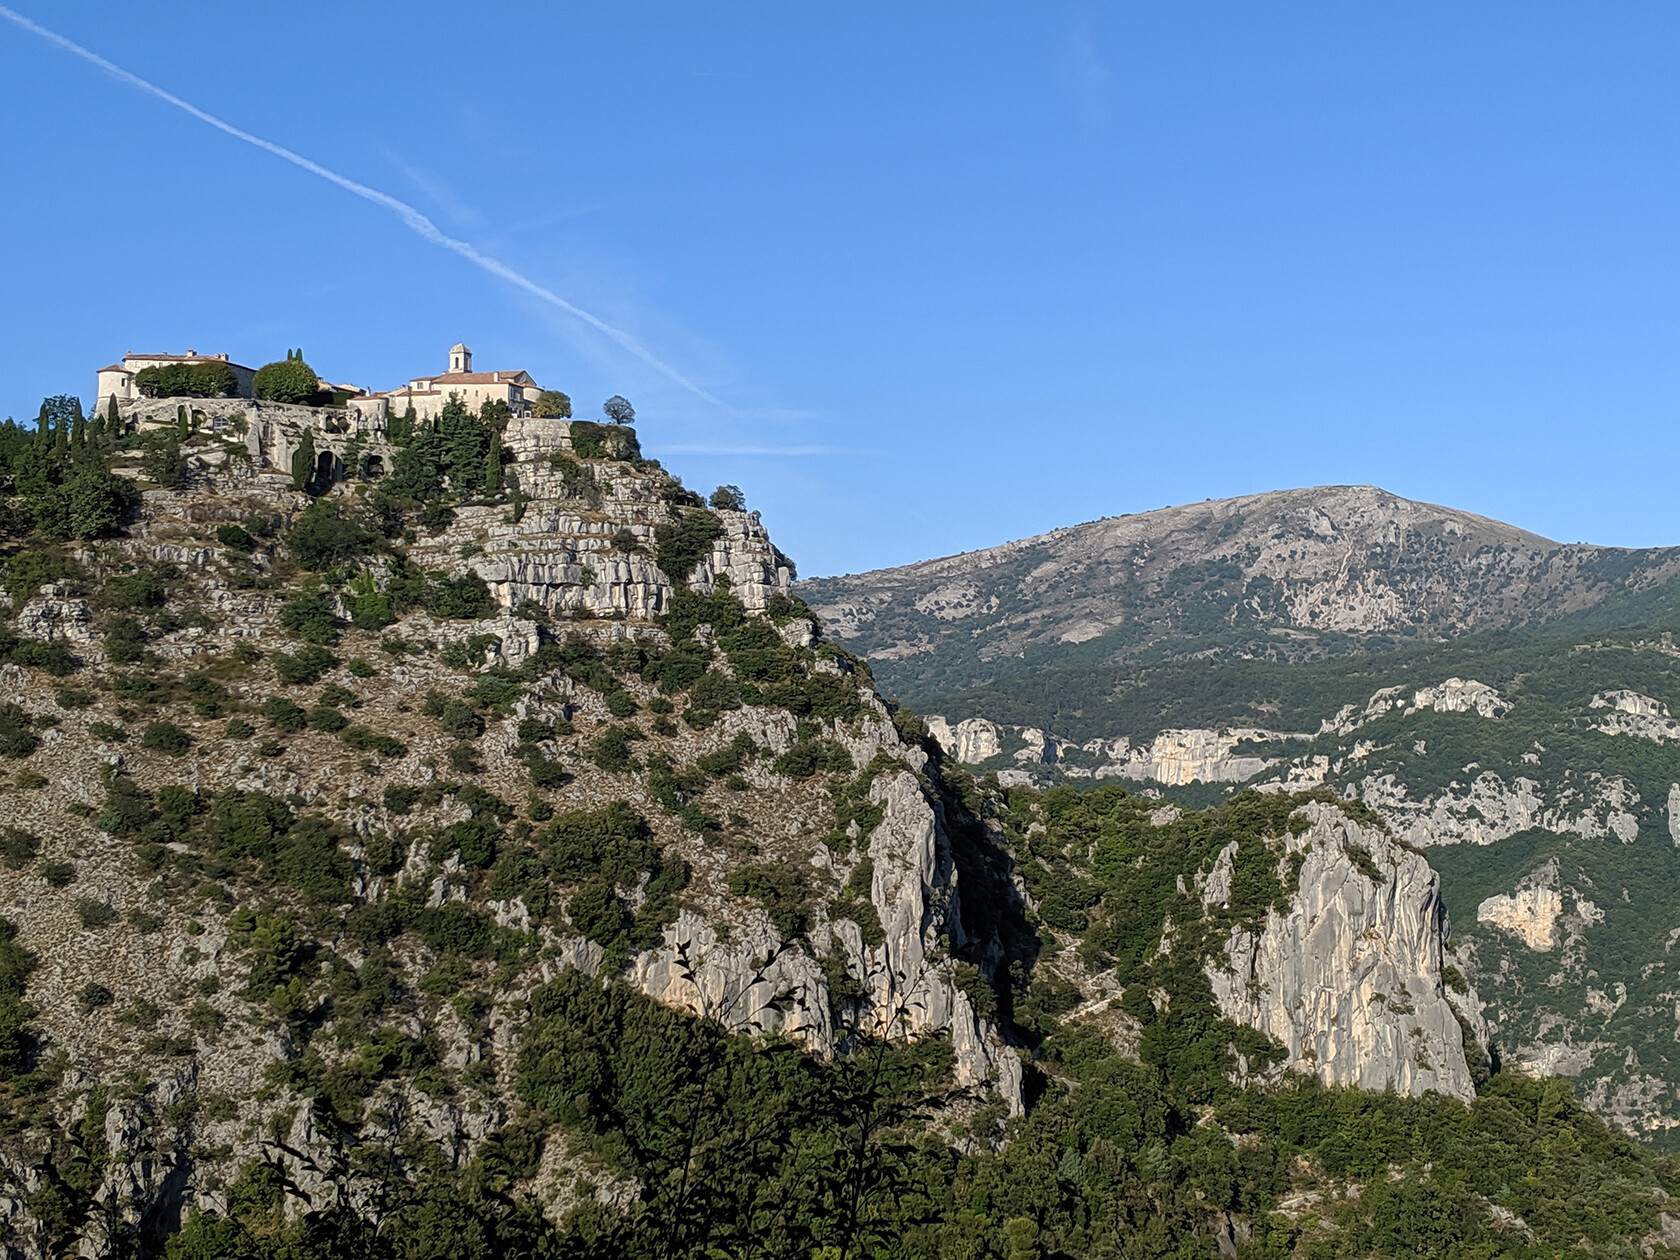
[0,399,1640,1254]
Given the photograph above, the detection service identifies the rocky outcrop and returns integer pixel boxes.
[925,716,1004,765]
[1204,802,1482,1100]
[629,767,1023,1111]
[1359,770,1642,847]
[1590,690,1680,743]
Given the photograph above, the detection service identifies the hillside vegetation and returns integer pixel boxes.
[0,399,1672,1256]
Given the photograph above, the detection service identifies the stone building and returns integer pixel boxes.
[96,351,256,406]
[358,343,544,423]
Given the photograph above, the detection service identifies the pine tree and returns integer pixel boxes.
[291,429,316,492]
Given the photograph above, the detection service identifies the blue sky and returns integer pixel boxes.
[2,4,1678,576]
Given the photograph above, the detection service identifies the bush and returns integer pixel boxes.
[605,689,639,718]
[280,591,341,644]
[132,361,238,398]
[345,657,375,678]
[76,898,117,929]
[0,705,39,759]
[138,431,184,489]
[55,688,94,709]
[40,860,75,887]
[216,523,256,552]
[533,390,573,418]
[262,697,307,732]
[306,705,348,733]
[0,827,39,870]
[252,352,319,403]
[288,501,378,571]
[591,725,644,773]
[426,575,496,620]
[272,646,337,685]
[76,982,114,1010]
[437,700,484,739]
[104,616,146,664]
[654,510,723,587]
[341,727,407,757]
[140,721,192,755]
[383,785,420,815]
[447,744,483,775]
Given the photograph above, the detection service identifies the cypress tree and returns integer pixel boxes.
[291,429,316,492]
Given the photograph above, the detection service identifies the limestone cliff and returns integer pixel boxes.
[1203,802,1484,1100]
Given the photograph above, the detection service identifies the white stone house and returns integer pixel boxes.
[95,351,256,407]
[356,343,544,424]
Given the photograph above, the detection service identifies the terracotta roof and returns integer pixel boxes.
[420,370,537,386]
[97,364,126,373]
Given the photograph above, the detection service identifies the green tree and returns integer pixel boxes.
[603,394,635,426]
[290,429,316,492]
[533,389,572,418]
[253,351,320,404]
[709,484,746,511]
[140,431,183,489]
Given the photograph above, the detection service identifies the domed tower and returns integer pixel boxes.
[448,342,472,373]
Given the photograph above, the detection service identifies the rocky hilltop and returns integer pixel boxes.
[801,484,1680,701]
[0,398,1666,1257]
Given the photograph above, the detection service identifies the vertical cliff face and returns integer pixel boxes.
[629,763,1023,1112]
[1204,802,1484,1100]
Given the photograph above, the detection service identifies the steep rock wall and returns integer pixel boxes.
[1205,802,1482,1100]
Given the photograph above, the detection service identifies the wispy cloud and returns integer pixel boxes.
[380,148,483,228]
[1065,22,1112,126]
[0,4,723,408]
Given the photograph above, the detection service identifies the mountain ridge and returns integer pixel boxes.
[800,483,1680,706]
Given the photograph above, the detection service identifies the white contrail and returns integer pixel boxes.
[0,5,724,407]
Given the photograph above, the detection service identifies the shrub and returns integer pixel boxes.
[590,725,644,773]
[426,574,496,620]
[383,785,421,815]
[605,689,638,718]
[55,688,94,709]
[0,706,38,760]
[280,591,341,644]
[262,697,307,731]
[654,510,723,587]
[104,617,146,664]
[141,721,192,755]
[0,827,39,870]
[88,720,125,743]
[306,705,348,733]
[225,717,255,740]
[76,898,117,929]
[138,431,183,489]
[438,699,485,740]
[131,361,237,399]
[76,982,114,1010]
[345,657,375,678]
[252,352,319,404]
[40,860,75,887]
[216,523,256,552]
[288,501,378,571]
[341,727,406,757]
[447,744,483,775]
[272,646,337,685]
[533,390,573,418]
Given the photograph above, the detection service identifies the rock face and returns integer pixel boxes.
[629,768,1022,1110]
[1205,803,1482,1101]
[802,484,1680,701]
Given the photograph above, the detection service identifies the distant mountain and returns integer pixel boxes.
[800,485,1680,709]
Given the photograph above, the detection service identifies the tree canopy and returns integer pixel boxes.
[253,351,320,405]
